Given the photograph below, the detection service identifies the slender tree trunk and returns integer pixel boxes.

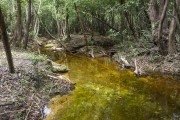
[148,0,159,44]
[60,21,65,36]
[23,0,32,49]
[74,3,88,52]
[157,0,169,40]
[90,13,94,40]
[33,0,41,38]
[168,8,177,54]
[174,0,180,30]
[9,0,16,33]
[56,20,61,37]
[120,0,125,41]
[100,15,106,35]
[168,0,179,54]
[124,12,137,41]
[62,20,66,37]
[110,12,115,27]
[65,7,71,40]
[14,0,22,47]
[0,7,15,73]
[157,0,169,55]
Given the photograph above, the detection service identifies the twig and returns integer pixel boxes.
[47,75,59,80]
[24,93,35,120]
[0,102,15,106]
[25,102,34,120]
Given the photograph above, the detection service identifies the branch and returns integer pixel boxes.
[119,56,131,69]
[134,59,141,77]
[80,11,119,32]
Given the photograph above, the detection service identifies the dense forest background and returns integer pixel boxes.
[0,0,179,55]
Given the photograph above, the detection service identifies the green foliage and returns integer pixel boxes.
[1,0,178,54]
[107,29,121,39]
[30,53,47,65]
[0,0,151,42]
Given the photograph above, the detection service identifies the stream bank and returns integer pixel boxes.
[0,42,74,120]
[40,35,180,77]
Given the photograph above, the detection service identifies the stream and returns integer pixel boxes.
[45,54,180,120]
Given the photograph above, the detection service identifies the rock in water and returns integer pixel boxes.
[52,64,69,73]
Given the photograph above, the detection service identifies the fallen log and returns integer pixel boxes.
[118,56,142,77]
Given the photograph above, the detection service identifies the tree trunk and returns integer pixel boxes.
[0,7,15,73]
[124,11,137,41]
[168,0,179,54]
[23,0,32,49]
[174,0,180,30]
[157,0,169,55]
[120,0,125,41]
[148,0,159,44]
[33,0,41,38]
[148,0,169,55]
[56,20,61,37]
[168,11,176,54]
[65,7,71,40]
[74,3,88,52]
[14,0,22,47]
[90,13,94,40]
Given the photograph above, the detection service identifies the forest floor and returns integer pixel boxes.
[0,42,74,120]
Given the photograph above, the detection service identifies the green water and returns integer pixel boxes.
[45,54,180,120]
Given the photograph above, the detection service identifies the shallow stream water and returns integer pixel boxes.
[45,54,180,120]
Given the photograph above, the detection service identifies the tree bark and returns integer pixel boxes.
[148,0,159,44]
[65,7,71,40]
[168,0,179,54]
[14,0,22,47]
[23,0,32,49]
[157,0,169,40]
[157,0,169,55]
[0,7,15,73]
[148,0,169,55]
[90,13,94,40]
[168,8,177,54]
[33,0,41,38]
[118,0,125,41]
